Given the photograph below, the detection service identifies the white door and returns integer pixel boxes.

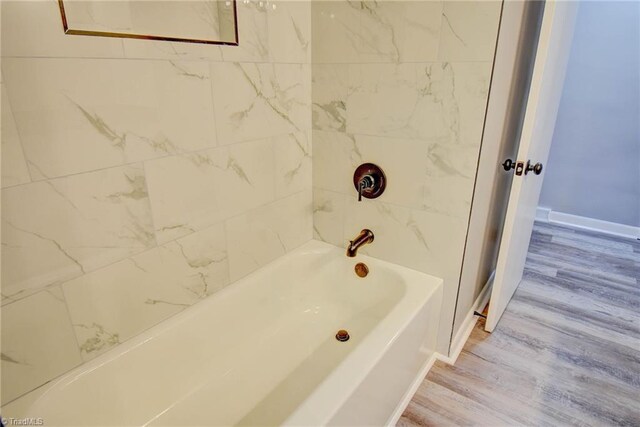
[485,0,579,332]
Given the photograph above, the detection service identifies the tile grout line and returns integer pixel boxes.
[0,127,311,191]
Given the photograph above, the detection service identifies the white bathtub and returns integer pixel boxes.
[2,240,442,426]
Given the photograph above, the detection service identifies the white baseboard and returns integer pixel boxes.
[536,208,640,240]
[438,272,494,365]
[385,353,437,426]
[535,207,551,222]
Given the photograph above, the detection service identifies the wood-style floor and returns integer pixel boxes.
[399,221,640,426]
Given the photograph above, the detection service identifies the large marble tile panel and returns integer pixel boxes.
[145,138,275,244]
[219,0,269,62]
[62,223,229,361]
[1,164,155,302]
[416,62,494,147]
[144,152,220,244]
[311,1,363,64]
[211,62,311,144]
[1,288,82,404]
[0,0,125,58]
[422,141,478,218]
[2,58,216,179]
[1,83,30,188]
[274,132,311,199]
[347,62,492,143]
[356,1,442,63]
[312,130,360,195]
[226,190,312,282]
[312,64,348,132]
[312,1,442,64]
[346,63,421,139]
[122,40,223,61]
[438,1,502,62]
[268,0,311,64]
[313,188,345,247]
[213,138,278,221]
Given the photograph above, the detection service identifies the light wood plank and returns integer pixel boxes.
[400,222,640,426]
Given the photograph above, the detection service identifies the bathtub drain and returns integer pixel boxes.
[335,329,350,342]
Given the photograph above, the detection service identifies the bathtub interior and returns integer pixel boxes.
[3,241,441,426]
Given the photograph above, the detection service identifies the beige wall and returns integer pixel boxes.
[311,0,502,353]
[1,0,311,404]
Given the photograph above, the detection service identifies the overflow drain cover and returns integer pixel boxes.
[355,262,369,278]
[335,329,350,342]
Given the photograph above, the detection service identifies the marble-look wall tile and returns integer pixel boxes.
[0,0,125,58]
[347,63,423,139]
[312,130,359,195]
[268,0,311,64]
[219,0,270,62]
[1,288,82,403]
[312,1,442,64]
[342,199,467,281]
[418,62,494,146]
[123,1,310,63]
[274,132,312,199]
[145,138,276,244]
[1,0,315,405]
[122,0,271,62]
[312,130,478,219]
[2,58,216,180]
[1,164,155,302]
[311,1,363,64]
[211,137,279,218]
[226,190,312,282]
[356,1,442,63]
[62,223,229,361]
[144,151,222,244]
[340,134,432,211]
[312,130,475,249]
[122,39,223,61]
[422,141,479,218]
[439,1,503,62]
[313,188,345,247]
[346,62,492,142]
[311,1,501,354]
[312,64,348,132]
[1,83,31,188]
[211,62,311,144]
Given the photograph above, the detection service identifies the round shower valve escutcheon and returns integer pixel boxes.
[353,163,386,201]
